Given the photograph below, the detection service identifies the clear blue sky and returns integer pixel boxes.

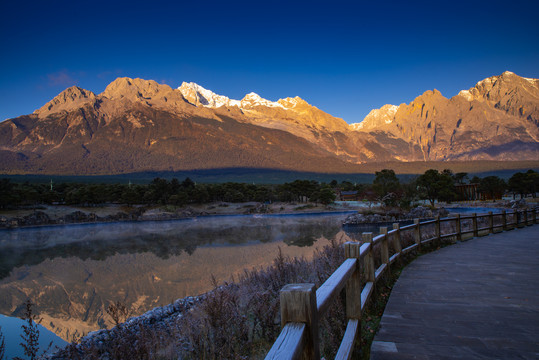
[1,0,538,124]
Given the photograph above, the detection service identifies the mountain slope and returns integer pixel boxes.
[0,82,363,174]
[0,71,538,175]
[352,71,539,161]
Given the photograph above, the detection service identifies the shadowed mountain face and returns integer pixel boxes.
[0,72,538,175]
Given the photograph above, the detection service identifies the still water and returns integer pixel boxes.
[0,212,362,355]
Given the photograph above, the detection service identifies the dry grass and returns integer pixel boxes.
[177,240,347,359]
[52,239,347,359]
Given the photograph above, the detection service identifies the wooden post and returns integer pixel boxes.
[488,211,493,234]
[515,210,520,228]
[524,209,529,226]
[435,215,441,245]
[280,283,320,360]
[502,210,507,231]
[392,223,402,254]
[472,213,478,237]
[362,232,375,283]
[380,227,389,265]
[414,218,421,250]
[344,242,361,321]
[456,214,462,241]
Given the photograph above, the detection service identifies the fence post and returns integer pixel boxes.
[392,223,402,254]
[516,210,520,228]
[488,211,493,234]
[472,213,478,237]
[414,218,421,250]
[280,283,320,360]
[344,242,362,321]
[524,209,529,226]
[502,210,507,231]
[456,214,462,241]
[380,227,389,266]
[362,232,375,283]
[435,215,441,245]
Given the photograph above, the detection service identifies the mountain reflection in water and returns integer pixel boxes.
[0,213,355,342]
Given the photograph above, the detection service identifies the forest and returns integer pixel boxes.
[0,169,538,210]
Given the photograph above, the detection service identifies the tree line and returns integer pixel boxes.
[0,169,537,209]
[0,178,337,209]
[371,168,539,207]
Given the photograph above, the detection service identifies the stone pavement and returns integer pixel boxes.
[370,225,539,360]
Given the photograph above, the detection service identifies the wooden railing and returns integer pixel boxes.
[265,207,538,360]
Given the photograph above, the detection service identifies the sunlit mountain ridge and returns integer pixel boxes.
[0,71,537,175]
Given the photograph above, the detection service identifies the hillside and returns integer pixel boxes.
[0,72,538,175]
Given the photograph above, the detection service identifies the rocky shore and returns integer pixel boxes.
[343,206,450,225]
[342,199,532,226]
[49,295,204,359]
[0,202,325,229]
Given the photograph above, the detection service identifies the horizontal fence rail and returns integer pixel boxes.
[265,207,539,360]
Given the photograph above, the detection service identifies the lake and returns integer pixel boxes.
[0,212,363,356]
[0,206,501,357]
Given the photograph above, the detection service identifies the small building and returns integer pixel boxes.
[455,183,479,201]
[339,190,359,201]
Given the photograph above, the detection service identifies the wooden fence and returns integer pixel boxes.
[265,207,538,360]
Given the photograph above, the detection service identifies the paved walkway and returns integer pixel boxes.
[371,225,539,360]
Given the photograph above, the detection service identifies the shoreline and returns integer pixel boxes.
[0,209,358,231]
[0,202,357,230]
[2,198,531,230]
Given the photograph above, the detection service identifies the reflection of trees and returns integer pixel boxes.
[0,215,345,279]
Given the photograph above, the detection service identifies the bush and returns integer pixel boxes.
[177,240,346,359]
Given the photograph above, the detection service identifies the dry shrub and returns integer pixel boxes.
[0,326,5,360]
[59,321,170,360]
[178,239,346,359]
[53,239,348,359]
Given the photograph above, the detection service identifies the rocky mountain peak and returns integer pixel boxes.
[35,86,96,118]
[177,83,311,113]
[240,92,284,109]
[351,104,399,131]
[102,77,173,101]
[178,82,240,108]
[277,96,309,109]
[455,71,539,124]
[99,77,191,113]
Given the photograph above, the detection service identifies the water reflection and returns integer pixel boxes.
[0,213,353,342]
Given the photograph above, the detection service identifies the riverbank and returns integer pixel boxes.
[0,202,349,229]
[2,198,533,229]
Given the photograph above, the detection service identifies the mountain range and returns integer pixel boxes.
[0,71,537,175]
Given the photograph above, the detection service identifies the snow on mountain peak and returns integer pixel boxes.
[241,92,285,108]
[350,104,399,131]
[178,83,288,110]
[178,82,240,108]
[457,89,473,101]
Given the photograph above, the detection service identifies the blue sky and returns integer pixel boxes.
[1,0,538,124]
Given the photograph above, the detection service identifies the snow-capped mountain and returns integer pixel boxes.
[178,82,289,110]
[0,71,537,175]
[350,105,399,131]
[178,82,241,108]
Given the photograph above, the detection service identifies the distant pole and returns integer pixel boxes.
[50,179,53,191]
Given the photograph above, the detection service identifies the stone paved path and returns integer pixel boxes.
[370,225,539,360]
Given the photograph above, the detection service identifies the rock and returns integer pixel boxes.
[22,211,51,226]
[343,206,450,225]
